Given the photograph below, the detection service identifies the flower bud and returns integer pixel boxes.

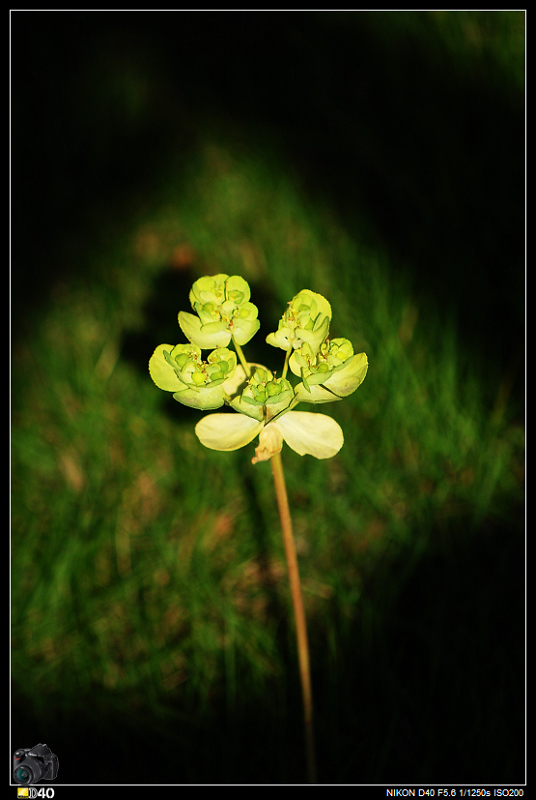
[251,423,284,464]
[290,338,353,386]
[149,343,237,409]
[266,289,331,352]
[179,274,260,348]
[230,366,295,422]
[293,344,368,404]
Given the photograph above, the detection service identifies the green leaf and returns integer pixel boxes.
[230,316,261,346]
[172,385,227,410]
[276,411,344,458]
[149,344,185,392]
[294,382,343,404]
[178,311,232,349]
[321,351,368,398]
[195,413,263,451]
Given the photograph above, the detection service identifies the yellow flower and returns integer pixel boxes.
[178,274,260,348]
[291,343,369,404]
[149,276,367,462]
[266,289,331,352]
[149,343,238,410]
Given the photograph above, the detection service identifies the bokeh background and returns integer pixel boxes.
[11,11,525,785]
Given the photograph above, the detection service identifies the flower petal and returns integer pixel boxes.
[265,328,293,352]
[294,352,368,404]
[276,411,344,459]
[195,413,263,451]
[222,364,249,398]
[189,274,229,306]
[173,386,226,410]
[178,311,232,349]
[322,352,368,398]
[231,317,261,346]
[301,289,332,322]
[265,289,332,352]
[225,274,251,304]
[149,344,184,392]
[293,382,343,404]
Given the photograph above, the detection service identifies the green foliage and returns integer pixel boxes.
[12,139,523,780]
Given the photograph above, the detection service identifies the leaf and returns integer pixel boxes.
[231,316,261,346]
[195,413,263,451]
[322,352,368,397]
[293,382,343,404]
[225,274,251,304]
[173,385,227,410]
[178,311,232,349]
[299,289,332,322]
[276,411,344,458]
[222,364,249,398]
[149,344,184,392]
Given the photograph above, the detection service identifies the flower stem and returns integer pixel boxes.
[270,450,317,784]
[232,336,251,379]
[281,348,291,380]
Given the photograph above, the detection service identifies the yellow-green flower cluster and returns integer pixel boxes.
[149,343,237,410]
[149,275,368,461]
[178,274,260,349]
[290,338,368,404]
[266,289,331,353]
[230,367,294,422]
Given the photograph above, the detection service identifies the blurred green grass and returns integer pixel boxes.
[11,11,524,784]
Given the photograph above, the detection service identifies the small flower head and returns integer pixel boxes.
[290,339,369,403]
[179,274,260,349]
[149,343,237,410]
[230,366,295,422]
[266,289,332,352]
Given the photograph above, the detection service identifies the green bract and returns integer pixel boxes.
[195,410,345,463]
[179,273,260,348]
[291,340,369,404]
[230,366,295,422]
[149,343,237,410]
[149,275,368,459]
[265,289,332,352]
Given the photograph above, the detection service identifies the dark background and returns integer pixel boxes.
[12,11,525,371]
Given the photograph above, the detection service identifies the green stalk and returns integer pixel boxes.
[270,450,317,784]
[232,336,251,379]
[281,349,291,380]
